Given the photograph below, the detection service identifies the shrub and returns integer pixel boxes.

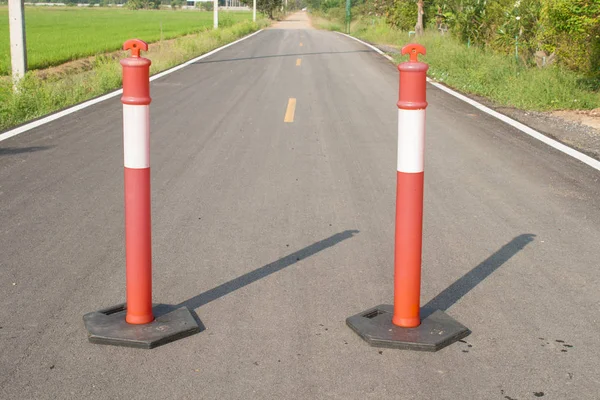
[198,1,214,10]
[538,0,600,76]
[386,0,418,30]
[126,0,160,9]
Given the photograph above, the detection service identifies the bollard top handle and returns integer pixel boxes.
[123,39,148,58]
[401,44,426,62]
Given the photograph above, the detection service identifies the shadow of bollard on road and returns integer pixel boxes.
[421,233,537,319]
[178,229,360,311]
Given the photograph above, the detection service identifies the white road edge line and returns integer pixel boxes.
[337,31,600,172]
[337,32,394,62]
[0,29,265,143]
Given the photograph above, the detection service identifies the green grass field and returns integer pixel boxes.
[0,6,252,75]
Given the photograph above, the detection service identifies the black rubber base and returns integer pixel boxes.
[83,303,201,349]
[346,304,470,352]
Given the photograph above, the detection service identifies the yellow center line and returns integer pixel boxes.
[296,58,302,66]
[284,98,296,123]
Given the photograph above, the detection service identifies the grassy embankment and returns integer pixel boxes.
[311,13,600,112]
[0,7,253,74]
[0,7,269,131]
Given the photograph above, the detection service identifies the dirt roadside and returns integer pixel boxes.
[495,106,600,161]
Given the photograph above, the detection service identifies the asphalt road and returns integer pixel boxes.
[2,12,600,400]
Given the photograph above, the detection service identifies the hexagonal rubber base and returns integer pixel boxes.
[346,304,470,352]
[83,303,201,349]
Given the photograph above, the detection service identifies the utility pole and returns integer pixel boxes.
[253,0,256,22]
[345,0,351,34]
[213,0,218,28]
[8,0,27,87]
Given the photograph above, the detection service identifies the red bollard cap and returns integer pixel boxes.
[397,44,429,110]
[121,39,152,106]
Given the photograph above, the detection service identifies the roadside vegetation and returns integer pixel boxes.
[0,18,270,131]
[0,7,252,75]
[310,0,600,112]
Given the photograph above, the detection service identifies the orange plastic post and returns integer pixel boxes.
[121,39,154,325]
[392,44,429,328]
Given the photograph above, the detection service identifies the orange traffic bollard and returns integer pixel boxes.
[346,44,470,351]
[392,43,428,328]
[121,39,154,325]
[83,39,201,349]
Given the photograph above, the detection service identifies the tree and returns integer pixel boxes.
[240,0,283,19]
[539,0,600,75]
[126,0,160,8]
[198,1,214,10]
[415,0,424,35]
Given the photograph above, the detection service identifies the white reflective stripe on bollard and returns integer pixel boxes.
[123,105,150,169]
[397,109,426,173]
